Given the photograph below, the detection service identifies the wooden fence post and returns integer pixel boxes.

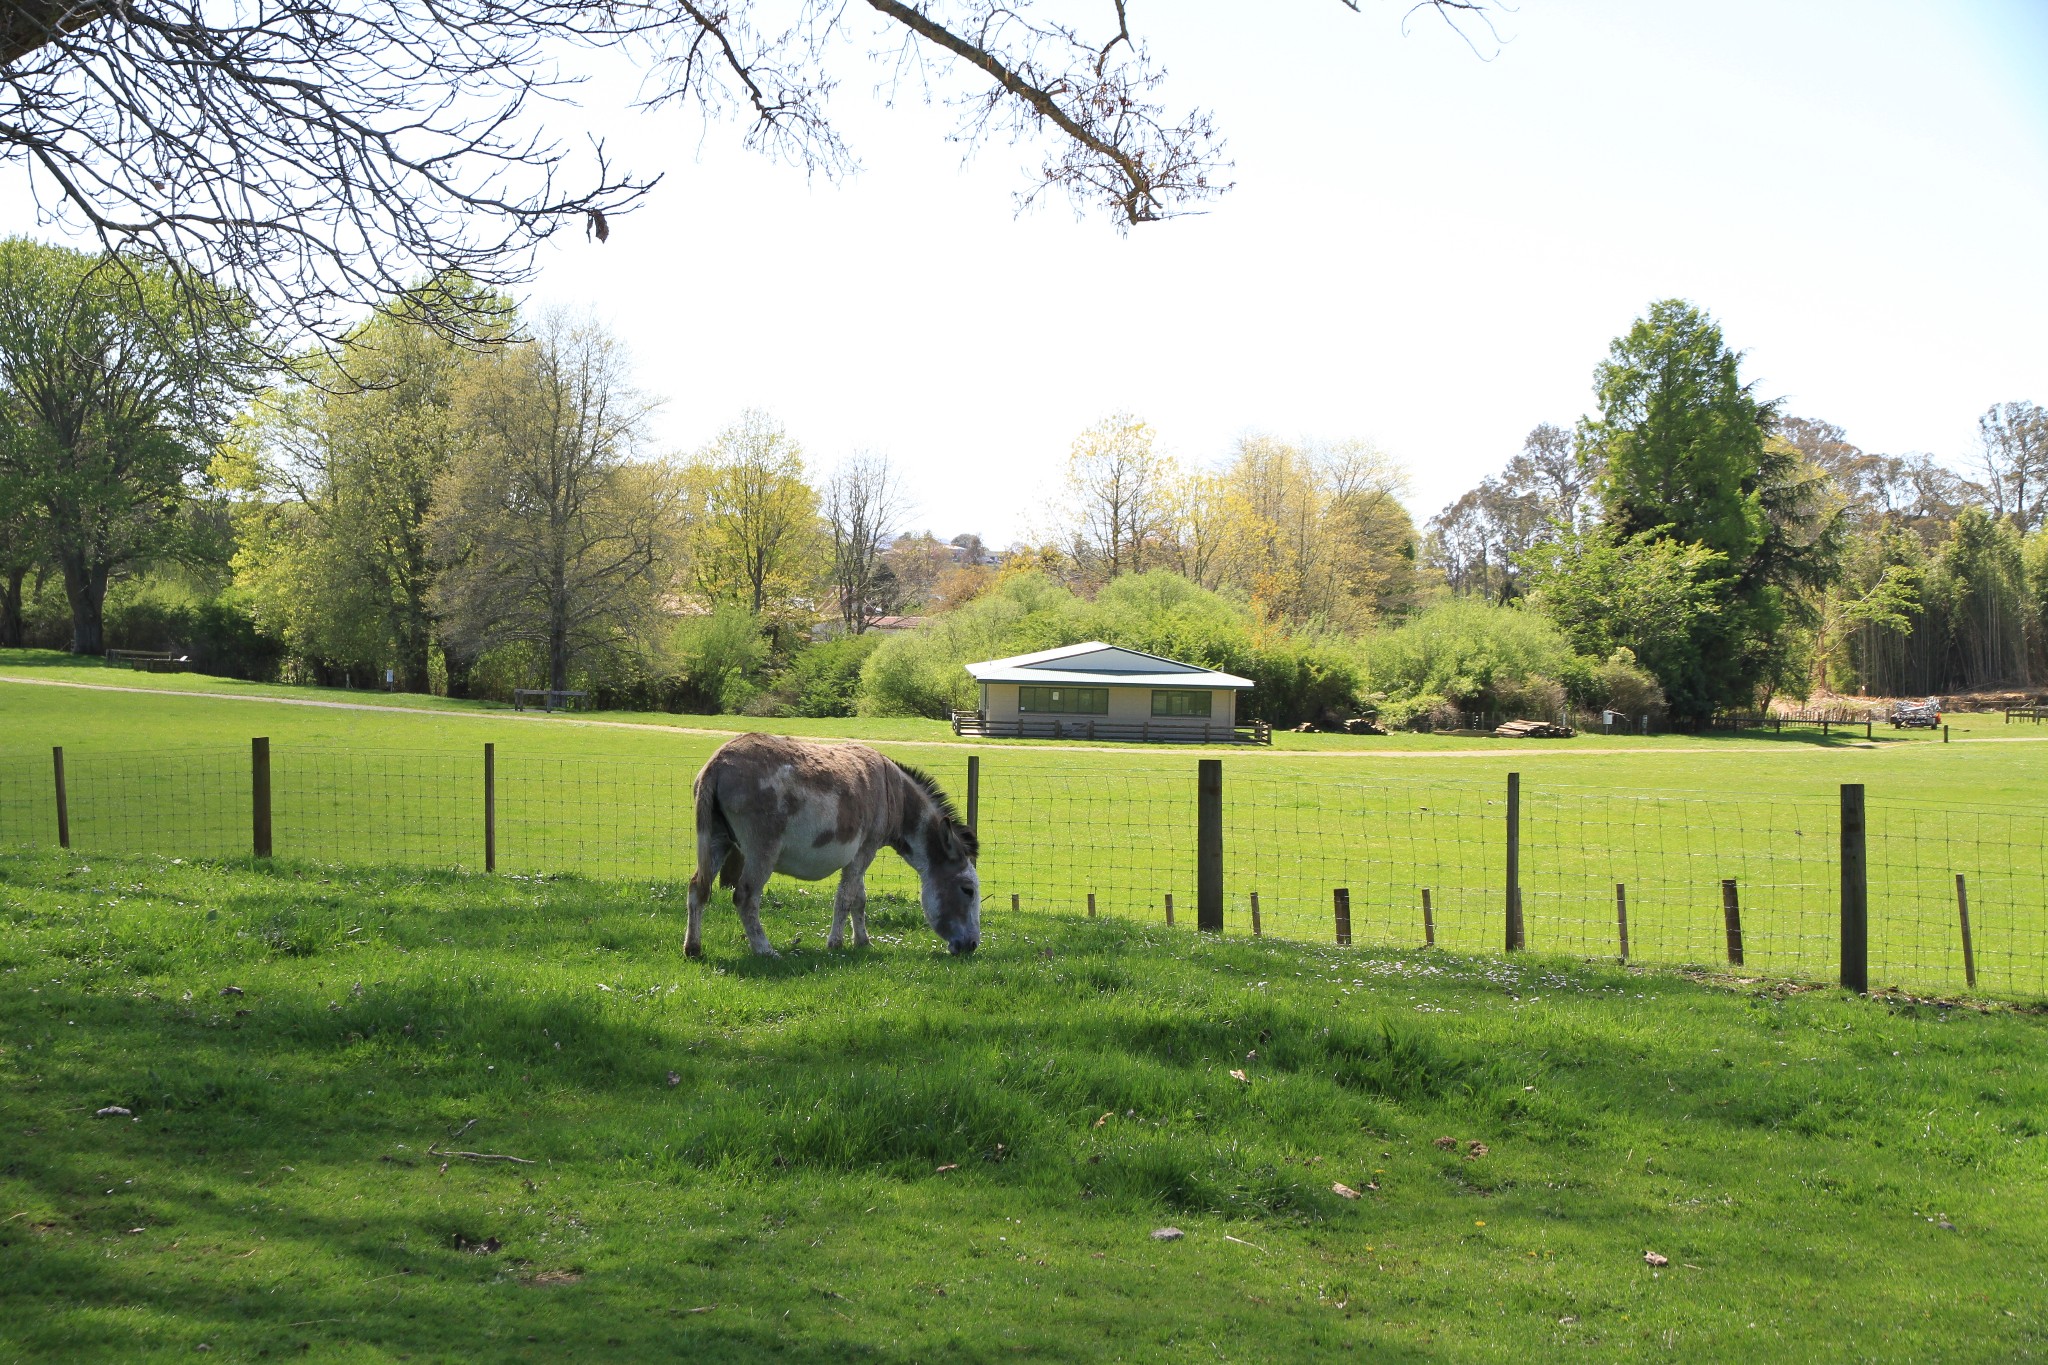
[1249,891,1262,938]
[1197,759,1223,934]
[966,755,980,839]
[1087,892,1096,919]
[1955,874,1976,990]
[1721,878,1745,967]
[1010,893,1019,913]
[483,743,496,873]
[1839,783,1867,993]
[1615,883,1629,960]
[1333,887,1351,946]
[1421,888,1435,947]
[51,746,70,850]
[251,737,272,861]
[1505,772,1523,951]
[1164,893,1174,927]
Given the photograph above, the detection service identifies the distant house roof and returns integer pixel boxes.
[965,641,1255,690]
[868,615,928,632]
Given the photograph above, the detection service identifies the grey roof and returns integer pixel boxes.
[965,641,1254,689]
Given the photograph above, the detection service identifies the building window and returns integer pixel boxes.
[1019,685,1108,714]
[1151,690,1212,718]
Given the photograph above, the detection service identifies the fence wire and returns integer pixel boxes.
[0,741,2041,999]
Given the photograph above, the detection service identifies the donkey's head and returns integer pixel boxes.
[896,763,982,955]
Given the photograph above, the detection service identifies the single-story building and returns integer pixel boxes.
[955,642,1267,743]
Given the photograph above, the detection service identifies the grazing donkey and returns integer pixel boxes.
[686,733,981,958]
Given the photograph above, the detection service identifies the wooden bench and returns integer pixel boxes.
[105,648,188,672]
[512,688,589,713]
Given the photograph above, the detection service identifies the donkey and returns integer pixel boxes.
[686,733,981,958]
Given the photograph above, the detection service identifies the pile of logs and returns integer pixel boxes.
[1494,718,1575,739]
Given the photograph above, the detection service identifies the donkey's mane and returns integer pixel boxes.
[891,760,975,853]
[891,760,962,824]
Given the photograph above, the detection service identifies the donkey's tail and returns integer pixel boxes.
[691,769,728,892]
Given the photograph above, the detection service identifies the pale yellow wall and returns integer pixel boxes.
[979,682,1240,731]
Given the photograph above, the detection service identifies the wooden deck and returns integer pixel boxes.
[950,712,1271,745]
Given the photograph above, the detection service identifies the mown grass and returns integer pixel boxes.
[1,849,2043,1362]
[5,664,2048,999]
[6,647,2034,757]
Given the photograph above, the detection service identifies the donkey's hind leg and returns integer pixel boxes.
[731,859,780,957]
[685,830,734,960]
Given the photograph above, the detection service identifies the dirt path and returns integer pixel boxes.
[6,672,2044,758]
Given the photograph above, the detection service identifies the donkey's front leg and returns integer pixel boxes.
[829,854,874,949]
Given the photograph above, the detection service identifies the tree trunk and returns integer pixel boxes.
[59,553,108,655]
[549,621,569,692]
[442,647,478,700]
[0,566,26,647]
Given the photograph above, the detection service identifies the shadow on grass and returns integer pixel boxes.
[6,850,2040,1359]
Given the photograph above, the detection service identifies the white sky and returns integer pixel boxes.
[8,1,2047,545]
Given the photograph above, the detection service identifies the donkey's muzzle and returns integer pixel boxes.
[950,937,979,956]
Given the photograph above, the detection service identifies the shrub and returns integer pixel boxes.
[1362,599,1578,714]
[765,632,883,718]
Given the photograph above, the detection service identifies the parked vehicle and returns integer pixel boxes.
[1890,698,1941,729]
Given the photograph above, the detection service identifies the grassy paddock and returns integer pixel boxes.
[1,850,2044,1362]
[4,670,2046,999]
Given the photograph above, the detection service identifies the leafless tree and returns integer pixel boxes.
[3,1,1500,350]
[824,450,912,633]
[427,313,672,692]
[1976,401,2048,534]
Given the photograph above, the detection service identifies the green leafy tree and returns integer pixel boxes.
[1522,526,1726,715]
[683,412,826,621]
[231,281,506,689]
[1572,300,1837,717]
[0,238,253,654]
[0,453,41,646]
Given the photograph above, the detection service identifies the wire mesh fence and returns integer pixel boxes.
[0,739,2041,999]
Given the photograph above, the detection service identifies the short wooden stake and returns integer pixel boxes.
[1943,724,1950,744]
[1721,878,1745,967]
[1955,874,1976,990]
[251,736,272,861]
[1333,887,1351,946]
[1249,891,1262,938]
[51,746,70,850]
[483,743,497,873]
[1164,893,1174,927]
[1421,888,1435,947]
[1010,892,1019,913]
[1615,883,1629,960]
[1087,892,1097,919]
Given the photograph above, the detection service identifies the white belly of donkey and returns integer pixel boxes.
[770,800,867,881]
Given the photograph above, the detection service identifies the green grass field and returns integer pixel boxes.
[3,654,2046,999]
[2,849,2044,1362]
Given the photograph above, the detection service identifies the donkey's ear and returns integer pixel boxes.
[952,820,980,863]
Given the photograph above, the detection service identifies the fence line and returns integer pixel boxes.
[0,739,2041,1000]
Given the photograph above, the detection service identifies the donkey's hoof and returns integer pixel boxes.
[683,941,703,959]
